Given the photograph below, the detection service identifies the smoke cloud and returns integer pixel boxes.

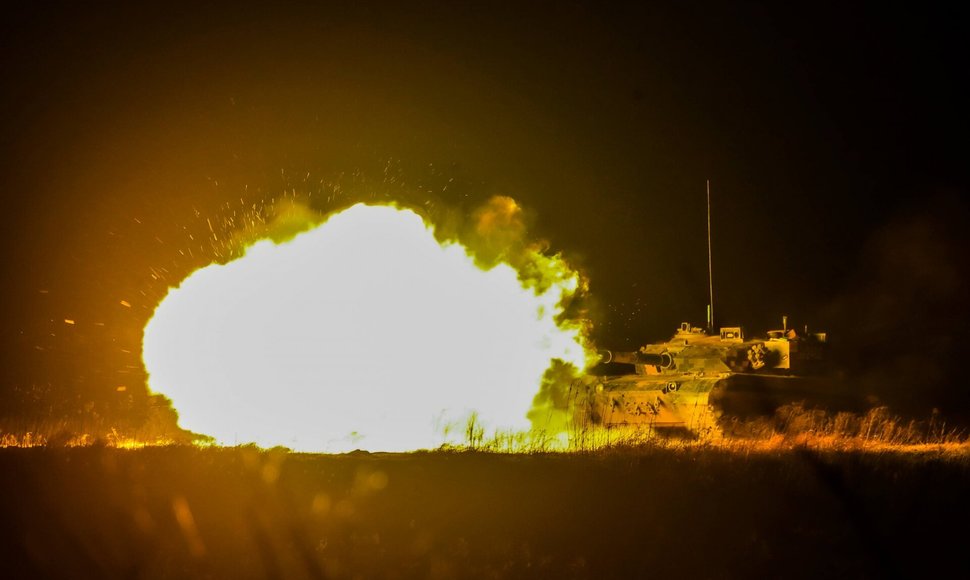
[824,192,970,422]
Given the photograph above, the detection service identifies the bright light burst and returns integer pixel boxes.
[143,203,587,452]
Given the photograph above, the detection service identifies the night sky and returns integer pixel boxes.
[2,1,968,429]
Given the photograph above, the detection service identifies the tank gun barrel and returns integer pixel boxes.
[599,350,673,368]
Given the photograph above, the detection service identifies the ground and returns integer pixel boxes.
[1,446,968,579]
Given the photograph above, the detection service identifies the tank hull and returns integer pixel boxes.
[578,372,857,435]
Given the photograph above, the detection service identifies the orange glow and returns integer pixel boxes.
[142,203,588,452]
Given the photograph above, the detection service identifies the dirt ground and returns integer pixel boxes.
[1,446,967,579]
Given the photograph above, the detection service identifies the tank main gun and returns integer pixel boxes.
[598,350,674,368]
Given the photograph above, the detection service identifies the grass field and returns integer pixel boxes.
[2,442,968,579]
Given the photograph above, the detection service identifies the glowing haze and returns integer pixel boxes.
[143,202,587,452]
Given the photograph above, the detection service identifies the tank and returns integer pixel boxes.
[577,317,850,436]
[574,183,858,436]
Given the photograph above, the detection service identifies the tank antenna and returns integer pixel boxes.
[706,179,715,332]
